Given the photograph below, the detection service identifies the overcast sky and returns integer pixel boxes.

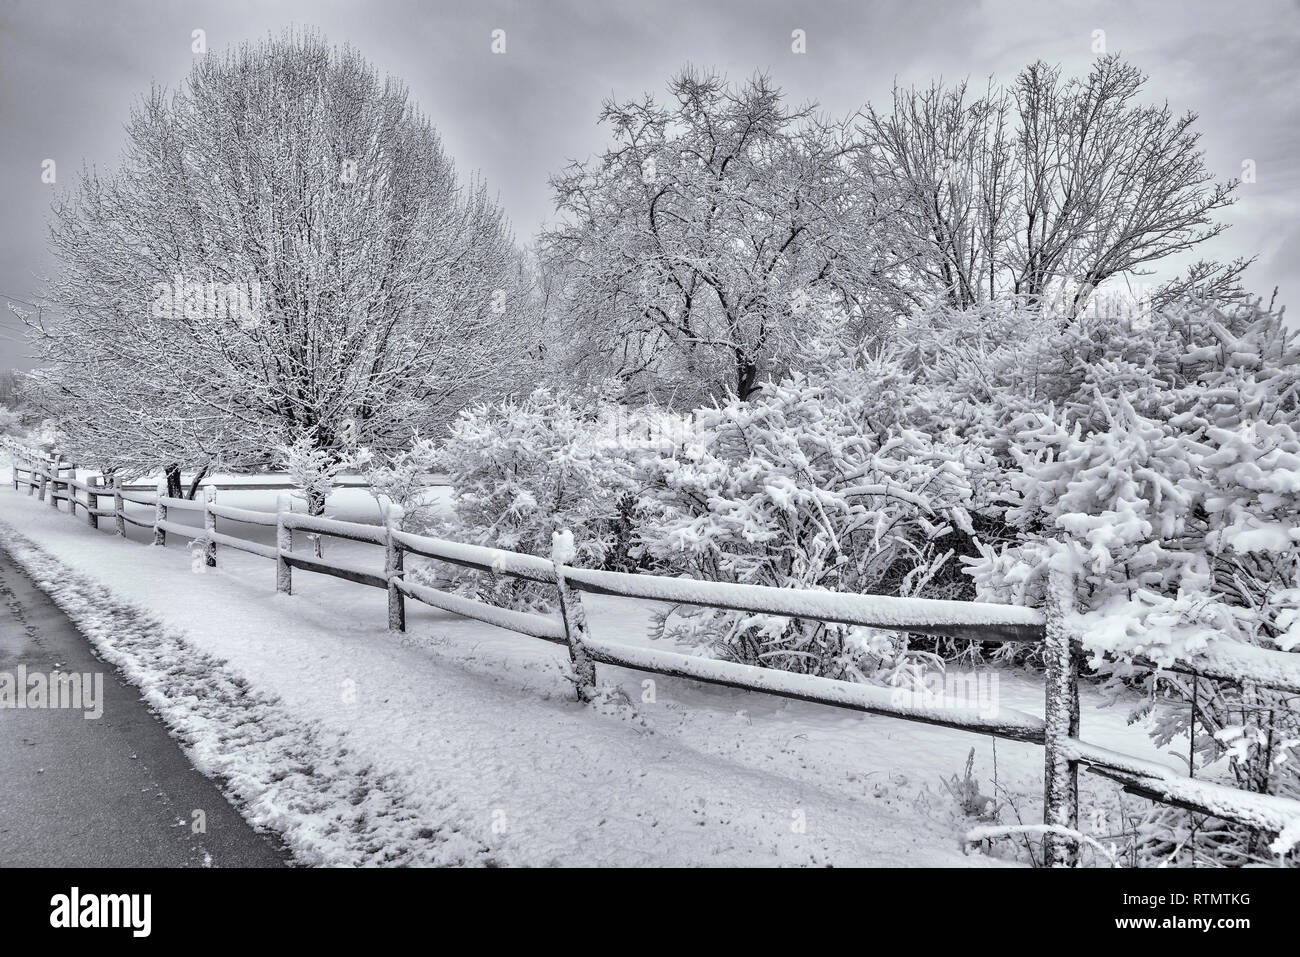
[2,0,1298,368]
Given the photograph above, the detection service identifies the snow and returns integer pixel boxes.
[560,565,1045,636]
[282,511,388,546]
[551,529,577,566]
[282,550,387,589]
[116,490,158,506]
[964,823,1119,865]
[582,636,1046,739]
[1186,641,1300,696]
[207,503,278,527]
[1066,739,1300,855]
[396,578,566,642]
[208,529,278,561]
[156,495,206,511]
[393,528,557,583]
[123,473,389,489]
[155,518,206,541]
[0,473,1201,866]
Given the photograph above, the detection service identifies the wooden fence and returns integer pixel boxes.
[5,439,1300,866]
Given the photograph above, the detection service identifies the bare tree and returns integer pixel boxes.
[857,77,1016,310]
[860,55,1243,316]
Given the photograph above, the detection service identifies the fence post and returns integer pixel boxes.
[86,475,100,528]
[275,493,292,594]
[1042,569,1081,867]
[203,485,217,567]
[551,530,597,703]
[112,475,126,537]
[47,453,60,508]
[152,477,167,546]
[26,454,35,496]
[384,504,405,632]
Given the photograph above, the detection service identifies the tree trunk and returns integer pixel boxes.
[307,487,326,517]
[186,463,211,500]
[737,355,760,402]
[307,487,326,557]
[164,463,183,499]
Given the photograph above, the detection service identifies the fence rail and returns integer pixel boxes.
[3,437,1298,866]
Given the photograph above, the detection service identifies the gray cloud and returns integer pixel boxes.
[2,0,1298,367]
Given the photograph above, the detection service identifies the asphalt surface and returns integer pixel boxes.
[0,545,288,867]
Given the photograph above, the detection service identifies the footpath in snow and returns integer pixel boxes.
[0,477,1171,866]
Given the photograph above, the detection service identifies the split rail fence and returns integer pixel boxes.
[5,439,1299,866]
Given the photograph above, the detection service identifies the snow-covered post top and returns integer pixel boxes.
[152,476,167,546]
[551,529,596,702]
[382,502,405,530]
[552,528,577,567]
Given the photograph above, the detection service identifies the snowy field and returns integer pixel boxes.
[0,463,1179,866]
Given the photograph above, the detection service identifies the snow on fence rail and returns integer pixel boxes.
[4,439,1299,865]
[561,565,1045,642]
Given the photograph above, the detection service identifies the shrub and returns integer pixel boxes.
[431,387,643,609]
[634,376,975,681]
[963,298,1300,859]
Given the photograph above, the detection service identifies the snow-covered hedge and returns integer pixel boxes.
[432,296,1300,858]
[434,376,986,682]
[428,387,643,609]
[956,299,1300,824]
[634,377,977,681]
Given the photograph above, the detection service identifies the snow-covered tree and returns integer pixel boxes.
[28,30,538,493]
[346,434,448,533]
[960,297,1300,861]
[277,431,352,516]
[0,405,23,438]
[543,69,902,404]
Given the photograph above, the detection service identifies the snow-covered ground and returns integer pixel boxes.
[0,465,1177,866]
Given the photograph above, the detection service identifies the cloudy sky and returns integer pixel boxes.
[2,0,1298,368]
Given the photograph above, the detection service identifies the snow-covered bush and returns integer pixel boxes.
[635,376,976,681]
[350,436,442,530]
[962,298,1300,858]
[432,388,643,609]
[277,431,349,516]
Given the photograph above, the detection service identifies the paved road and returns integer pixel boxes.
[0,546,288,867]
